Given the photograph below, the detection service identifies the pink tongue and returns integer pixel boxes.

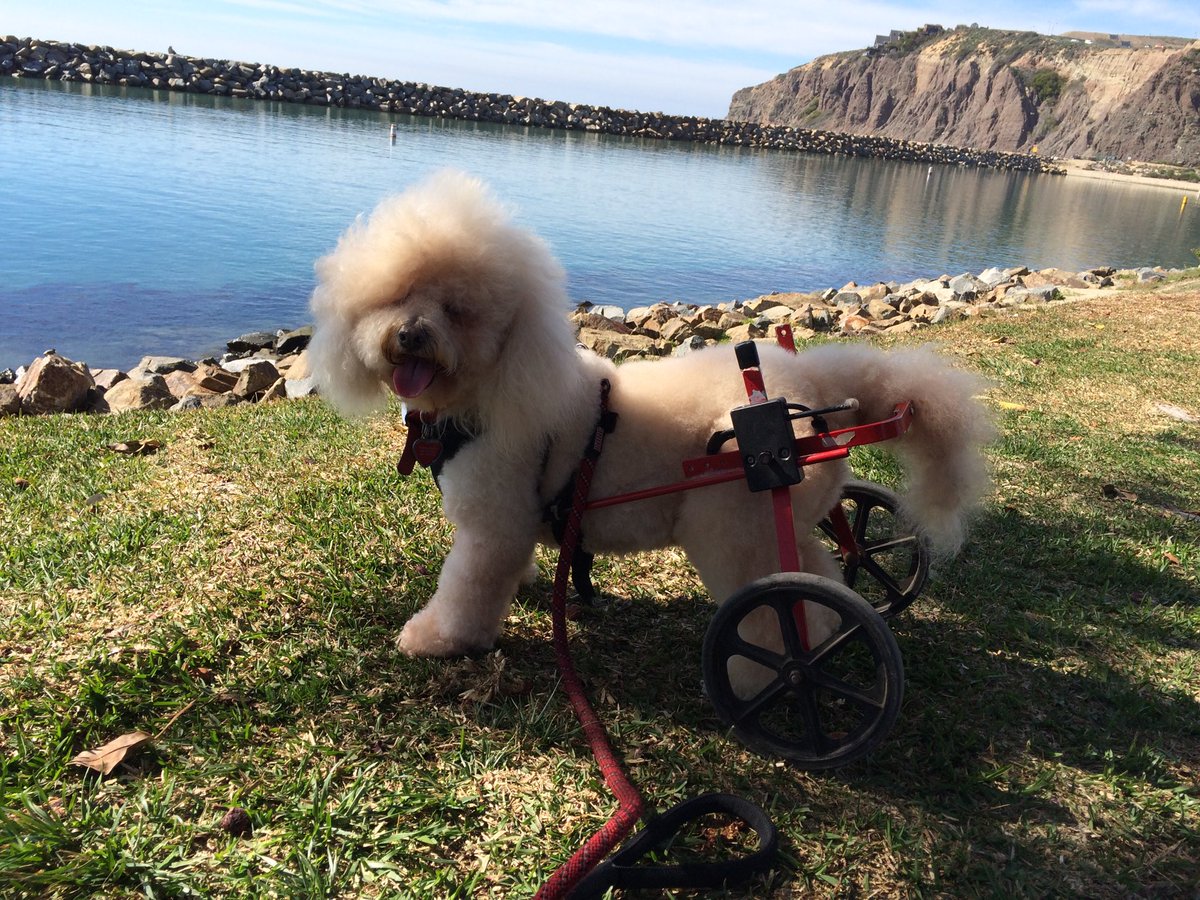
[391,358,436,398]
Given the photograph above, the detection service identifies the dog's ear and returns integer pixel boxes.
[307,310,389,416]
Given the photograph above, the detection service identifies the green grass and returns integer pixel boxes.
[3,279,1199,897]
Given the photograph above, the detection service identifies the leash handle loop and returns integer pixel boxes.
[569,793,779,897]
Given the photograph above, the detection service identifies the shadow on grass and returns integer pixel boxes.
[471,499,1200,893]
[49,491,1185,896]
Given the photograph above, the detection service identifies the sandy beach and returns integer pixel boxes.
[1060,158,1200,194]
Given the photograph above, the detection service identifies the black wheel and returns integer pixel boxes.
[817,480,930,618]
[702,573,904,769]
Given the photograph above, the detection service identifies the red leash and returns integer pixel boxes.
[535,380,644,898]
[535,378,779,898]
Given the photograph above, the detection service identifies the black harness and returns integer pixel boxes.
[396,397,618,602]
[395,411,476,488]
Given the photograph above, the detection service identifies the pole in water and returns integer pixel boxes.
[389,124,397,142]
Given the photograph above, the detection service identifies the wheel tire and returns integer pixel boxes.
[702,573,904,769]
[817,480,930,618]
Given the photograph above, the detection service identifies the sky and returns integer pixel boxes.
[4,1,1198,118]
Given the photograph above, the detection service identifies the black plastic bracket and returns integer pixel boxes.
[729,397,803,492]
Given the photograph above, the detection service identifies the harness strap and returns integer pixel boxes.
[542,405,617,603]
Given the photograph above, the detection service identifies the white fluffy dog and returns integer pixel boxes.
[309,170,993,662]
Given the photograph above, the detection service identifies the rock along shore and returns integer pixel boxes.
[1,264,1186,418]
[3,35,1061,175]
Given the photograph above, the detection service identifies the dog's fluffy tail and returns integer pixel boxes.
[777,342,996,556]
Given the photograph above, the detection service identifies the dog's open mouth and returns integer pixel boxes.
[391,356,438,398]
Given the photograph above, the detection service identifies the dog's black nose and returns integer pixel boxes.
[394,323,428,354]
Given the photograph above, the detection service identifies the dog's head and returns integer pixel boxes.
[308,170,578,428]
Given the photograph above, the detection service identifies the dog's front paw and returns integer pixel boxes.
[397,608,491,657]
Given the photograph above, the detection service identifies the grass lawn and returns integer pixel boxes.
[2,275,1198,898]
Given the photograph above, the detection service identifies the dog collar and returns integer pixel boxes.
[397,410,475,485]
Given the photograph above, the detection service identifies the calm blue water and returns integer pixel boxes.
[3,78,1198,370]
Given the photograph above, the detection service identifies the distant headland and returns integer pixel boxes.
[2,35,1060,175]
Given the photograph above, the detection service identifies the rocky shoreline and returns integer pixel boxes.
[3,35,1060,175]
[1,264,1184,419]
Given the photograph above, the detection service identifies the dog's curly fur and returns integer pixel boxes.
[309,170,995,664]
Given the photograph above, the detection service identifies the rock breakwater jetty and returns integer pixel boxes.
[3,35,1061,175]
[2,264,1185,418]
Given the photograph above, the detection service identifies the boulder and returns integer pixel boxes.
[742,296,785,315]
[136,355,197,375]
[17,353,94,414]
[881,319,925,335]
[866,297,899,320]
[226,330,278,354]
[577,328,663,361]
[758,304,794,323]
[724,322,769,343]
[102,374,176,412]
[657,317,693,343]
[219,356,268,374]
[716,311,749,330]
[1025,268,1092,290]
[193,363,239,393]
[259,377,288,402]
[164,369,201,399]
[978,266,1010,287]
[91,368,128,391]
[624,306,655,325]
[928,305,961,325]
[232,360,281,398]
[857,282,893,302]
[274,325,313,354]
[840,314,877,335]
[0,383,20,416]
[572,312,630,334]
[949,273,989,297]
[276,350,310,380]
[672,335,710,356]
[589,304,626,321]
[196,392,244,409]
[1000,286,1061,304]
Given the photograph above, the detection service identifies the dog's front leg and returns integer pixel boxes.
[398,522,536,656]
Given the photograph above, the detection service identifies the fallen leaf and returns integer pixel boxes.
[1101,484,1138,503]
[70,731,153,775]
[106,439,162,456]
[13,477,29,490]
[1165,552,1181,566]
[996,400,1029,411]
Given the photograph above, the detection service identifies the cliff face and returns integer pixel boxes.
[728,28,1200,166]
